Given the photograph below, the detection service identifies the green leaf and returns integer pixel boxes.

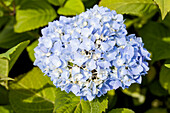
[99,0,158,17]
[154,0,170,19]
[9,67,56,113]
[160,60,170,94]
[106,90,117,110]
[58,0,85,16]
[0,58,9,88]
[149,80,168,96]
[14,0,57,33]
[0,86,9,105]
[48,0,66,6]
[0,59,9,76]
[147,66,156,83]
[0,105,14,113]
[0,16,9,29]
[165,64,170,68]
[145,108,168,113]
[26,40,38,62]
[108,108,135,113]
[54,89,108,113]
[0,41,29,88]
[0,40,30,71]
[138,21,170,63]
[122,83,146,106]
[0,18,35,49]
[82,0,99,8]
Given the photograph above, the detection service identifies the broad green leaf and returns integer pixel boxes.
[145,108,168,113]
[48,0,66,6]
[154,0,170,19]
[0,85,9,105]
[9,67,56,113]
[160,60,170,94]
[0,40,30,71]
[0,105,14,113]
[54,89,108,113]
[0,18,35,49]
[108,108,135,113]
[15,0,57,33]
[138,21,170,63]
[165,64,170,68]
[122,83,146,106]
[58,0,85,16]
[99,0,158,17]
[149,80,168,96]
[26,40,38,62]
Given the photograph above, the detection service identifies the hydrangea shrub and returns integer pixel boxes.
[34,5,150,101]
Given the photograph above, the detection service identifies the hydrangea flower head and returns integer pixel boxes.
[34,5,150,101]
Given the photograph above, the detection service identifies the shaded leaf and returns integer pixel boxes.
[58,0,85,16]
[138,21,170,63]
[15,0,57,33]
[9,67,56,113]
[0,18,35,49]
[106,89,117,110]
[147,66,156,83]
[162,12,170,27]
[54,89,108,113]
[108,108,135,113]
[145,108,168,113]
[154,0,170,19]
[48,0,66,6]
[82,0,99,8]
[0,85,9,105]
[149,80,168,96]
[122,83,146,106]
[99,0,157,17]
[160,60,170,94]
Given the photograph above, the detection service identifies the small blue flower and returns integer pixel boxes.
[34,5,150,101]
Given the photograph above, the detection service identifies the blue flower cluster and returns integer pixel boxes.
[34,5,150,101]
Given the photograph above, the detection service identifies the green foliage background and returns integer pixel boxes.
[0,0,170,113]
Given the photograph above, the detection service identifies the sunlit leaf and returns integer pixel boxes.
[108,108,135,113]
[154,0,170,19]
[26,40,38,62]
[15,0,57,33]
[54,89,108,113]
[0,105,14,113]
[99,0,157,17]
[58,0,85,16]
[9,67,56,113]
